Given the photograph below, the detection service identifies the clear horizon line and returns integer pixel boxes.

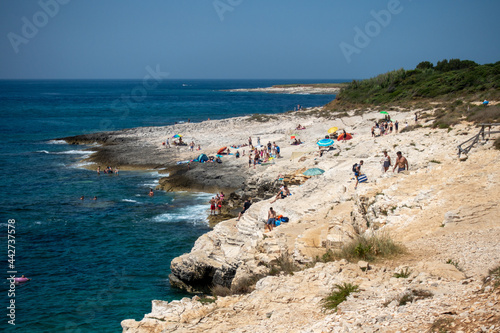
[0,78,356,81]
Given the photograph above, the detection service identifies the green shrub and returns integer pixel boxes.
[445,259,463,272]
[322,283,359,311]
[335,233,405,262]
[394,267,412,278]
[324,60,500,120]
[321,249,335,262]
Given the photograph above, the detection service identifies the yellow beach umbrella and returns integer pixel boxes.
[327,127,338,134]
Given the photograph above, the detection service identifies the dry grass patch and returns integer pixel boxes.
[335,233,406,262]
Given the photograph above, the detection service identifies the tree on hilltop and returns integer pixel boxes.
[416,61,434,70]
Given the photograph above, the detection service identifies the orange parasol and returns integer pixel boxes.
[217,146,227,154]
[337,133,353,141]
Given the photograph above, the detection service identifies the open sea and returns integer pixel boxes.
[0,79,339,332]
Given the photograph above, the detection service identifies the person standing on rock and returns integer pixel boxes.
[395,120,399,133]
[265,207,277,232]
[236,198,252,221]
[382,150,391,173]
[393,151,409,173]
[210,197,216,215]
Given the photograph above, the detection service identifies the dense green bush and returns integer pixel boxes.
[329,60,500,108]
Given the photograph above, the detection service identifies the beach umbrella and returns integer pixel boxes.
[327,126,338,134]
[291,135,296,139]
[379,111,389,115]
[337,133,353,141]
[303,168,325,176]
[172,134,182,138]
[317,138,334,147]
[217,146,227,154]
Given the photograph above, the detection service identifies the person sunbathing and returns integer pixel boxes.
[270,185,290,203]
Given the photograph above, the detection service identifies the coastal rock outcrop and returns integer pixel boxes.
[91,109,500,333]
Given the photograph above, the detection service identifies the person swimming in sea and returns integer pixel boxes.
[149,189,154,197]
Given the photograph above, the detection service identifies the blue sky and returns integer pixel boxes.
[0,0,499,80]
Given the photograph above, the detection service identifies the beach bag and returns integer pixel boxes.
[281,217,289,223]
[274,219,281,226]
[357,174,367,183]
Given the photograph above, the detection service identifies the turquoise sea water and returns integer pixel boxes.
[0,79,339,332]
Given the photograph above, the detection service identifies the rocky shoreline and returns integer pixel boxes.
[60,108,500,333]
[225,86,341,95]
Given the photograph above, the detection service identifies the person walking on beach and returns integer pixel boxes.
[395,120,399,133]
[393,151,409,173]
[210,197,216,215]
[236,198,252,221]
[265,207,277,232]
[353,160,363,189]
[254,153,259,169]
[382,150,391,172]
[248,137,253,149]
[257,137,261,146]
[166,138,170,148]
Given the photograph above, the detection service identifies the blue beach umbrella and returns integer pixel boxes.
[317,138,334,147]
[303,168,325,176]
